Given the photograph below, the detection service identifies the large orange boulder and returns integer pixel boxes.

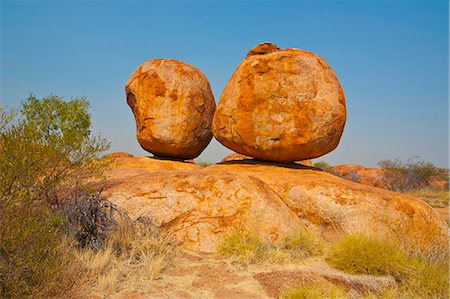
[103,155,448,253]
[125,59,216,159]
[213,42,346,163]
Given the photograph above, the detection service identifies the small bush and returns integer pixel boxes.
[327,234,449,298]
[0,96,110,297]
[281,282,348,299]
[282,228,324,258]
[0,201,77,298]
[313,161,333,173]
[57,191,121,250]
[378,157,440,191]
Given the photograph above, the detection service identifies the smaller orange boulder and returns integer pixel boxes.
[126,59,216,159]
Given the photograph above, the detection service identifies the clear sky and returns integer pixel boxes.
[1,0,448,167]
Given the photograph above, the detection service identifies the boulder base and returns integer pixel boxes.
[103,154,448,253]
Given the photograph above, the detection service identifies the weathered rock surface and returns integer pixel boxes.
[103,154,448,253]
[207,162,448,251]
[126,59,216,159]
[254,267,397,298]
[213,42,346,162]
[331,164,386,189]
[104,155,303,252]
[220,152,253,162]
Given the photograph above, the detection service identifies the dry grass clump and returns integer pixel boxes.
[326,234,409,277]
[327,234,449,298]
[408,189,449,208]
[281,282,348,299]
[217,231,266,264]
[282,228,324,258]
[75,217,178,297]
[217,228,324,265]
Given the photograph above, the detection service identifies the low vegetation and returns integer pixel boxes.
[408,189,449,208]
[326,234,449,298]
[378,157,447,191]
[1,95,110,297]
[217,228,324,265]
[282,228,324,258]
[281,282,348,299]
[313,161,333,173]
[76,217,178,297]
[0,95,178,297]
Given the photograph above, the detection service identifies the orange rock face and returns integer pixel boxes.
[104,156,303,252]
[213,43,346,163]
[104,155,448,253]
[126,59,216,159]
[331,164,386,189]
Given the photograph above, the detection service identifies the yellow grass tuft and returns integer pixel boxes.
[217,228,324,265]
[75,218,178,297]
[281,282,348,299]
[327,234,449,298]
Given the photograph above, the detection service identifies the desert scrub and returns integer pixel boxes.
[0,200,79,298]
[378,157,442,191]
[281,282,348,299]
[313,161,334,173]
[327,234,449,298]
[75,217,178,297]
[408,189,449,208]
[218,229,324,265]
[217,231,265,264]
[282,228,324,258]
[1,96,110,297]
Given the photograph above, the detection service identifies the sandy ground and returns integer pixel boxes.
[115,250,397,299]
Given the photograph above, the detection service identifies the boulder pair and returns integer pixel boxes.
[125,42,346,163]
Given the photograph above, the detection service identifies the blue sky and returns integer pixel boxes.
[1,0,448,167]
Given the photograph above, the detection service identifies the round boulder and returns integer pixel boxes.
[213,42,346,163]
[126,59,216,159]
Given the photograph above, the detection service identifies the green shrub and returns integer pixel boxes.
[327,234,449,298]
[281,283,348,299]
[0,201,77,298]
[378,157,440,191]
[313,161,333,173]
[282,228,324,258]
[0,95,110,297]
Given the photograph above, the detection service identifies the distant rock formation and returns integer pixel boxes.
[213,42,346,163]
[331,164,386,189]
[103,154,448,253]
[125,59,216,159]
